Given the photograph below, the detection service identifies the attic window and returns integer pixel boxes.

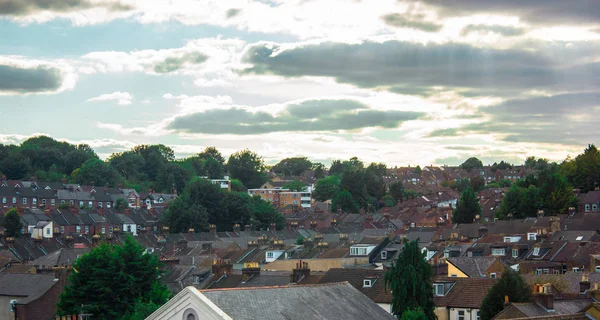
[381,251,387,260]
[363,279,373,288]
[573,267,580,273]
[433,283,445,296]
[533,247,540,256]
[576,236,584,241]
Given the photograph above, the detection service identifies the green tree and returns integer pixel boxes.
[155,163,190,194]
[538,169,577,214]
[497,185,540,219]
[131,144,175,181]
[312,176,340,202]
[227,149,267,189]
[72,158,122,187]
[460,157,484,171]
[328,160,345,176]
[381,194,397,207]
[313,163,325,179]
[115,198,129,211]
[470,175,485,192]
[272,157,312,176]
[389,181,405,202]
[452,187,482,224]
[385,238,435,319]
[400,308,428,320]
[340,170,369,208]
[296,235,305,245]
[108,151,147,181]
[2,208,22,238]
[365,163,387,200]
[331,190,359,214]
[57,236,169,319]
[414,165,422,174]
[197,146,225,164]
[230,178,247,192]
[163,198,209,233]
[283,179,307,192]
[480,270,532,320]
[251,195,284,230]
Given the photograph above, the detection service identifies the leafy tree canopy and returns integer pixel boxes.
[480,270,531,320]
[452,187,482,224]
[460,157,484,171]
[272,157,312,176]
[312,175,340,202]
[331,190,359,214]
[283,179,307,192]
[227,149,267,189]
[2,208,22,238]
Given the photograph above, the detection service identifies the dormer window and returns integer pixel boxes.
[585,204,591,212]
[528,233,537,241]
[593,204,598,212]
[363,279,373,288]
[381,251,387,260]
[433,283,445,296]
[512,248,519,258]
[533,247,540,256]
[98,202,103,208]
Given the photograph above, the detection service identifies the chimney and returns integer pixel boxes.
[148,188,153,195]
[44,209,51,216]
[549,217,561,233]
[533,284,554,311]
[478,226,488,238]
[211,259,233,278]
[504,295,510,308]
[310,220,318,229]
[92,234,101,247]
[269,223,276,231]
[244,224,251,232]
[233,224,240,233]
[124,208,131,214]
[537,209,545,218]
[580,273,591,294]
[1,174,6,180]
[209,224,216,234]
[117,183,123,189]
[290,260,311,283]
[241,262,261,281]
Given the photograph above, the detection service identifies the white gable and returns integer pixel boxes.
[146,286,232,320]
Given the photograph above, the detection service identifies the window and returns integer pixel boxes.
[576,236,584,241]
[350,247,369,256]
[98,202,103,208]
[596,266,600,273]
[553,269,560,275]
[33,198,37,205]
[543,269,549,274]
[12,197,16,204]
[490,273,497,279]
[593,204,598,212]
[533,247,540,256]
[512,249,519,258]
[101,227,105,234]
[573,267,580,273]
[23,197,27,204]
[476,311,481,320]
[70,200,74,205]
[107,202,111,208]
[585,204,591,212]
[187,314,196,320]
[363,279,372,287]
[492,248,505,256]
[381,251,387,260]
[504,237,511,243]
[193,275,201,284]
[42,199,46,205]
[528,233,537,241]
[1,197,5,203]
[458,310,465,320]
[109,227,114,233]
[51,199,55,206]
[88,201,92,208]
[79,201,83,207]
[85,226,89,234]
[450,274,458,277]
[60,226,64,234]
[536,269,542,275]
[267,252,274,258]
[9,299,17,312]
[76,226,81,233]
[434,283,445,296]
[46,228,50,235]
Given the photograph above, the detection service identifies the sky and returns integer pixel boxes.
[0,0,599,166]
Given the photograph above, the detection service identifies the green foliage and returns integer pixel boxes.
[155,162,190,193]
[73,158,122,187]
[389,181,405,202]
[313,163,325,179]
[58,203,71,209]
[343,157,364,172]
[381,194,397,207]
[331,190,359,214]
[2,208,22,238]
[460,157,484,171]
[108,151,147,181]
[197,146,225,164]
[227,149,267,189]
[497,184,540,219]
[491,160,513,172]
[365,163,387,200]
[385,238,435,319]
[251,195,284,230]
[480,270,532,320]
[470,175,486,192]
[312,176,340,202]
[283,179,307,192]
[328,159,345,177]
[296,236,305,245]
[230,178,247,192]
[400,308,428,320]
[57,236,169,319]
[560,144,600,192]
[450,178,471,192]
[340,170,369,208]
[525,156,550,171]
[414,165,422,174]
[163,198,208,233]
[272,157,312,176]
[452,187,482,224]
[115,198,129,211]
[538,168,577,214]
[131,144,175,182]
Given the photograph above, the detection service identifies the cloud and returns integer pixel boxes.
[167,99,424,134]
[0,0,132,16]
[87,91,133,105]
[153,52,208,74]
[226,8,241,18]
[461,24,525,37]
[412,0,600,25]
[241,40,600,95]
[427,92,600,145]
[0,64,63,94]
[381,13,442,32]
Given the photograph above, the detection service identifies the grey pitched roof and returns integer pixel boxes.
[0,273,57,304]
[447,256,498,277]
[510,299,591,317]
[201,282,396,320]
[31,248,88,267]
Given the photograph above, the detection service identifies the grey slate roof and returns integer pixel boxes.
[509,299,591,317]
[201,282,396,320]
[447,256,498,277]
[0,273,58,304]
[31,248,88,267]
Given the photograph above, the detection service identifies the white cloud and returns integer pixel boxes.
[87,91,133,105]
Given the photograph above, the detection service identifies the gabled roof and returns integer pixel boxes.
[446,256,499,277]
[0,273,58,303]
[433,277,497,308]
[317,268,391,303]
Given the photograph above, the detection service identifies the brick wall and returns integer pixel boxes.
[15,271,68,320]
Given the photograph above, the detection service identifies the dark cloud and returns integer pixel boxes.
[241,40,598,95]
[427,92,600,145]
[153,52,208,74]
[226,8,241,18]
[167,99,424,134]
[0,64,63,93]
[461,24,525,36]
[381,13,442,32]
[410,0,600,25]
[0,0,132,16]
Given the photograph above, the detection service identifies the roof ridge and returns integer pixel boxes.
[201,281,350,292]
